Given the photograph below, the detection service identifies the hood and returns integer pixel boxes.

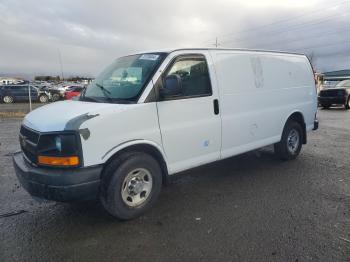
[23,100,119,132]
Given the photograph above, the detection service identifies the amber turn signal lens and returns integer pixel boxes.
[38,156,79,166]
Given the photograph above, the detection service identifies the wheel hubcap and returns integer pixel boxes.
[121,168,153,207]
[4,96,12,103]
[287,129,300,154]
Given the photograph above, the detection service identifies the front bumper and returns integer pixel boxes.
[318,96,346,105]
[13,151,102,202]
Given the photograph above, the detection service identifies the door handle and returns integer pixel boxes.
[213,99,219,115]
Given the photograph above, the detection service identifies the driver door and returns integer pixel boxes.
[156,52,221,174]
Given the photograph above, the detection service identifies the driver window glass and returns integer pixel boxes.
[165,56,212,97]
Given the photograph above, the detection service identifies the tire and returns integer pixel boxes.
[321,104,330,109]
[51,93,60,102]
[2,95,14,104]
[274,121,303,160]
[100,152,162,220]
[345,97,350,109]
[39,94,49,103]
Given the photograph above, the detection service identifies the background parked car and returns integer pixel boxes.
[0,85,36,103]
[318,80,350,109]
[64,86,84,100]
[36,86,62,102]
[0,85,50,103]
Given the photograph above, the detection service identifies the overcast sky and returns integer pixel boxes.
[1,0,350,78]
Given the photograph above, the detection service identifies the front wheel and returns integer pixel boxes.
[100,152,162,220]
[51,93,60,102]
[274,121,303,160]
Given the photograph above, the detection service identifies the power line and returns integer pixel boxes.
[292,38,350,52]
[219,0,348,41]
[221,11,350,45]
[201,0,348,45]
[231,25,350,50]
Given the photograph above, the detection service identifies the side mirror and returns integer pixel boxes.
[159,74,182,99]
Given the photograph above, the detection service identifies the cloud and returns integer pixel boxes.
[0,0,349,78]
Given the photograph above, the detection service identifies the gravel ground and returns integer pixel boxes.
[0,103,45,113]
[0,108,349,262]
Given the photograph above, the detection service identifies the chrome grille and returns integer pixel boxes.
[320,89,344,97]
[19,125,40,164]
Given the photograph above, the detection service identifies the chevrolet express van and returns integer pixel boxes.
[13,48,318,220]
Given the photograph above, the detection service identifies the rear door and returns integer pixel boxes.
[17,85,29,101]
[7,86,24,101]
[29,86,38,100]
[156,51,221,174]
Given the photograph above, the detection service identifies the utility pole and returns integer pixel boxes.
[57,48,64,81]
[214,37,220,48]
[28,82,32,112]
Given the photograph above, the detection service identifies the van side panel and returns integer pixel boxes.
[210,50,316,159]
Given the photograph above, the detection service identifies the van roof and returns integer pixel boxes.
[136,48,306,57]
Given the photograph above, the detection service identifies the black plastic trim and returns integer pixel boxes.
[13,151,102,202]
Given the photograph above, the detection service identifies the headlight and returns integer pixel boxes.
[55,136,62,152]
[37,133,81,167]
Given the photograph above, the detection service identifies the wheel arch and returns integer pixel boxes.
[101,140,169,184]
[283,111,307,144]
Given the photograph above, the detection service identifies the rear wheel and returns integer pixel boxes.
[100,152,162,220]
[321,104,330,109]
[39,94,49,103]
[3,95,14,104]
[51,93,60,102]
[274,121,303,160]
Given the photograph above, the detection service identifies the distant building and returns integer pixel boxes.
[34,76,61,82]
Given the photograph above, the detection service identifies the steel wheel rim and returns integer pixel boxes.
[53,94,59,101]
[4,96,12,103]
[121,168,153,208]
[40,96,47,103]
[287,128,300,154]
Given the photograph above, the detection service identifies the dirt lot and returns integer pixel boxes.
[0,108,349,262]
[0,102,44,113]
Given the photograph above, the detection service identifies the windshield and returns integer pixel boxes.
[82,53,166,103]
[335,80,350,88]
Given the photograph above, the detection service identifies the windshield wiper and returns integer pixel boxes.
[80,96,101,102]
[110,99,134,104]
[95,83,112,101]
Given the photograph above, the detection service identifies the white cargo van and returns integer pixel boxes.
[13,48,318,220]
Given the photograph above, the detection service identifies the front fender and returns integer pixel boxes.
[101,139,168,165]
